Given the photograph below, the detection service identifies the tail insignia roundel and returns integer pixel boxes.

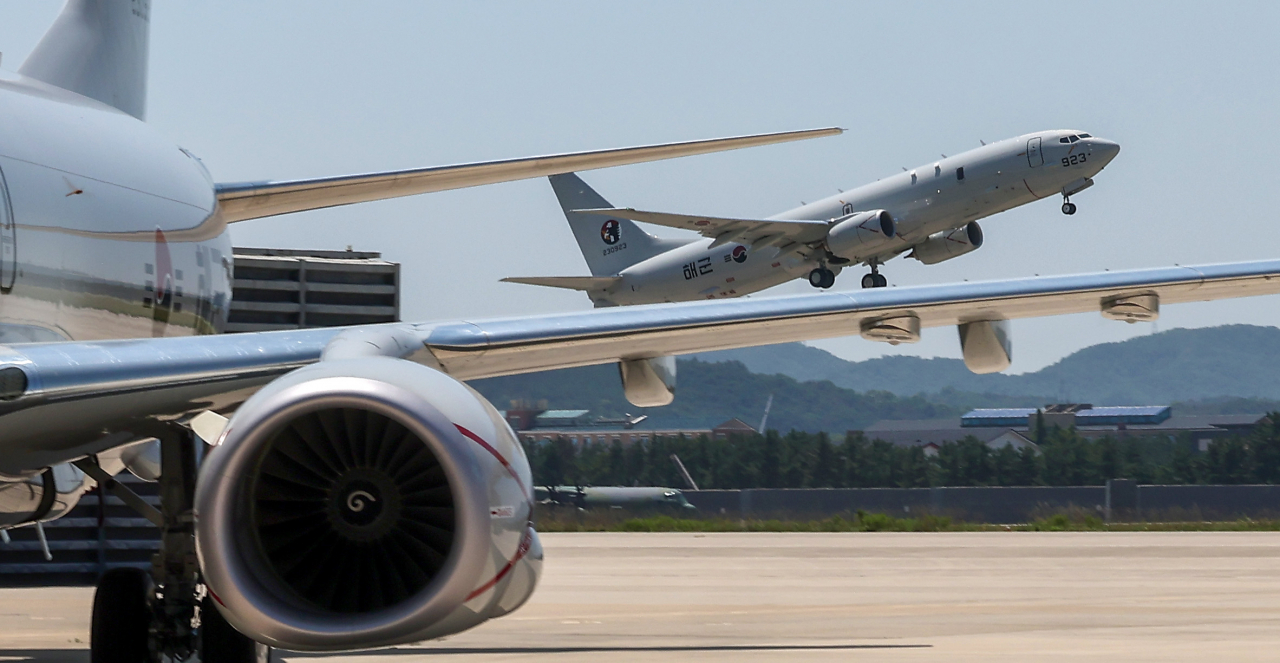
[600,220,620,245]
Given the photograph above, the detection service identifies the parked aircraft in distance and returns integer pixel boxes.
[0,4,1267,663]
[505,131,1119,306]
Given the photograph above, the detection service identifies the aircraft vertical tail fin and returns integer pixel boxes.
[20,0,150,120]
[549,173,677,276]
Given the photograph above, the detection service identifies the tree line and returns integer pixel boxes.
[524,414,1280,489]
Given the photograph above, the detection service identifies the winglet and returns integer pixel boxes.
[20,0,150,120]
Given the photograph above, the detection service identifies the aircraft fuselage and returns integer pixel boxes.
[595,130,1118,306]
[0,72,231,343]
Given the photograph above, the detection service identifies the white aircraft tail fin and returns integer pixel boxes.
[20,0,150,120]
[549,173,678,276]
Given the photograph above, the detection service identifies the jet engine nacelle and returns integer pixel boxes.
[909,221,984,265]
[824,210,896,260]
[195,358,541,652]
[0,464,89,528]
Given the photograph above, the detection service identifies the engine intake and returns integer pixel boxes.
[196,358,540,652]
[251,407,455,614]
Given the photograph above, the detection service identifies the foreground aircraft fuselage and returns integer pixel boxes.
[514,131,1119,306]
[0,73,231,343]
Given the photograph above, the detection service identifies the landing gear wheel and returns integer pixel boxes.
[201,595,273,663]
[1062,201,1077,215]
[809,268,836,289]
[861,273,887,289]
[91,567,152,663]
[874,273,887,288]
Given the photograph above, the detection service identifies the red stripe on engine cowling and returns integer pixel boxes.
[465,526,535,602]
[453,423,536,601]
[454,424,528,497]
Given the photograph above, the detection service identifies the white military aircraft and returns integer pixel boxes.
[505,130,1119,306]
[0,3,1275,663]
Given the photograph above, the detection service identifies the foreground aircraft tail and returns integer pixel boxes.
[20,0,149,120]
[549,173,681,276]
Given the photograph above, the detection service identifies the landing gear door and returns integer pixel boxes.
[1026,137,1043,168]
[0,168,15,292]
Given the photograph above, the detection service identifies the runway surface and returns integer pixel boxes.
[3,531,1280,661]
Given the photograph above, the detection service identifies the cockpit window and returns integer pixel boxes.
[1068,135,1080,143]
[1059,137,1070,143]
[1079,133,1091,138]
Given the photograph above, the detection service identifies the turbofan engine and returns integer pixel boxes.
[824,210,896,260]
[909,221,984,265]
[195,358,541,652]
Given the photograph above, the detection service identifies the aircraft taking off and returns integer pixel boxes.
[505,131,1119,306]
[0,3,1269,663]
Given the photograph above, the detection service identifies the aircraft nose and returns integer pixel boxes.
[1093,138,1120,164]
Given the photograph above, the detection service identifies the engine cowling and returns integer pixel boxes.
[0,464,89,528]
[909,221,984,265]
[195,358,541,652]
[824,210,896,260]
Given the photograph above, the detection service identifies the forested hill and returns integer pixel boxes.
[692,325,1280,404]
[468,359,957,434]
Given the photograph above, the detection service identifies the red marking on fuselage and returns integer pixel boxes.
[1022,179,1039,198]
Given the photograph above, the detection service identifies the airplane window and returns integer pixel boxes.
[1059,137,1070,143]
[1080,133,1092,138]
[1069,135,1079,143]
[956,167,965,181]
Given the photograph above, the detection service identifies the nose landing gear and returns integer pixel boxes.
[1061,196,1077,215]
[808,267,836,289]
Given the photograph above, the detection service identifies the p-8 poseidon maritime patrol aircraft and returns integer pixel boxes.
[1,3,1277,663]
[505,131,1119,306]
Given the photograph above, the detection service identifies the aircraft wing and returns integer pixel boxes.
[213,128,842,223]
[2,258,1278,474]
[577,207,829,249]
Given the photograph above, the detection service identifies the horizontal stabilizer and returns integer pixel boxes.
[501,276,622,291]
[577,208,829,247]
[216,127,843,222]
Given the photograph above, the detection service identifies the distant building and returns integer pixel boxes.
[227,247,399,332]
[861,404,1268,453]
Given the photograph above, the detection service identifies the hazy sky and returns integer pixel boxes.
[2,2,1278,373]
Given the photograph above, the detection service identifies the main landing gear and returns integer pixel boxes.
[859,262,887,289]
[1061,195,1077,215]
[808,267,836,289]
[81,428,271,663]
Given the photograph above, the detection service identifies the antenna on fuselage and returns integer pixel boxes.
[980,139,986,145]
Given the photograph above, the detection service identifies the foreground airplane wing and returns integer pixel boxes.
[214,128,842,222]
[2,258,1278,475]
[579,207,830,247]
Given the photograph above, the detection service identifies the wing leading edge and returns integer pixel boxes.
[214,128,843,222]
[1,259,1278,474]
[576,208,830,248]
